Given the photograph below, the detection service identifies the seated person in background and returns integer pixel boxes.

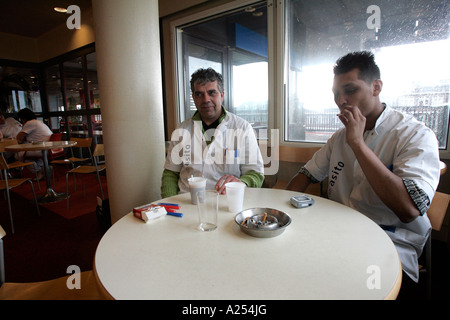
[0,110,23,162]
[15,108,53,179]
[162,68,264,197]
[0,110,22,139]
[286,51,440,283]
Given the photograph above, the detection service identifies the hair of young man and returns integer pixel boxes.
[190,68,224,93]
[333,51,381,84]
[17,108,37,121]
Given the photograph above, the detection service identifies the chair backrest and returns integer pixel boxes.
[70,137,92,149]
[91,144,105,170]
[427,192,450,231]
[93,144,104,158]
[48,133,65,160]
[49,133,63,142]
[69,137,93,162]
[0,139,18,153]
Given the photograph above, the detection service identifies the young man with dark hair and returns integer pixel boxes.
[287,51,440,283]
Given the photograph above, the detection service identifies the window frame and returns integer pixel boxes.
[164,0,450,159]
[180,34,228,122]
[40,44,101,139]
[278,0,450,159]
[168,0,276,140]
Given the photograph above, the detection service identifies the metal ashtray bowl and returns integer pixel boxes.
[234,208,291,238]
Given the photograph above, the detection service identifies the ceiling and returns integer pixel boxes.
[0,0,92,38]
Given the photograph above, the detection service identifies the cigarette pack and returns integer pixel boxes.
[133,204,167,223]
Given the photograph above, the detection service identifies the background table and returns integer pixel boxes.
[5,141,77,203]
[94,188,401,300]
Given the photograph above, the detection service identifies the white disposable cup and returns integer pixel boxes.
[196,190,218,231]
[225,182,246,213]
[188,177,206,204]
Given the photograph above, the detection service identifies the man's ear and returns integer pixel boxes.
[372,79,383,96]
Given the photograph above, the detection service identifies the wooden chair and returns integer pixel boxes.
[0,139,41,190]
[0,154,40,234]
[421,191,450,299]
[51,137,93,167]
[51,137,93,186]
[0,224,108,300]
[66,144,106,208]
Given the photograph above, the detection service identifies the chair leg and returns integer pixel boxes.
[82,175,86,197]
[0,238,5,285]
[34,171,41,191]
[5,187,15,235]
[96,172,105,200]
[27,180,40,217]
[66,173,70,209]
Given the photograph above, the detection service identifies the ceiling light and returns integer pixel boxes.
[54,7,67,13]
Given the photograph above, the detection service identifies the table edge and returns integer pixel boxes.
[4,141,77,151]
[384,253,403,300]
[94,190,403,300]
[92,258,115,300]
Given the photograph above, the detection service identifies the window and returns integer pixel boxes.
[0,65,41,113]
[231,50,268,130]
[45,64,64,112]
[285,0,450,150]
[167,0,450,155]
[86,52,100,109]
[64,57,86,111]
[176,1,269,130]
[183,38,223,120]
[64,57,87,134]
[41,45,101,140]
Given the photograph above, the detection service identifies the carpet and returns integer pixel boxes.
[5,164,108,220]
[0,165,108,283]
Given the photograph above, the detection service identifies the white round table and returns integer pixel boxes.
[94,188,401,300]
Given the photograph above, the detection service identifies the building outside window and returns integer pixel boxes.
[285,0,450,149]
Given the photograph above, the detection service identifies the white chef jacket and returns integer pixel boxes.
[164,111,264,194]
[21,119,53,143]
[304,106,440,282]
[0,117,22,138]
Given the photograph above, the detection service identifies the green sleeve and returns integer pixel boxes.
[161,169,180,198]
[240,170,264,188]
